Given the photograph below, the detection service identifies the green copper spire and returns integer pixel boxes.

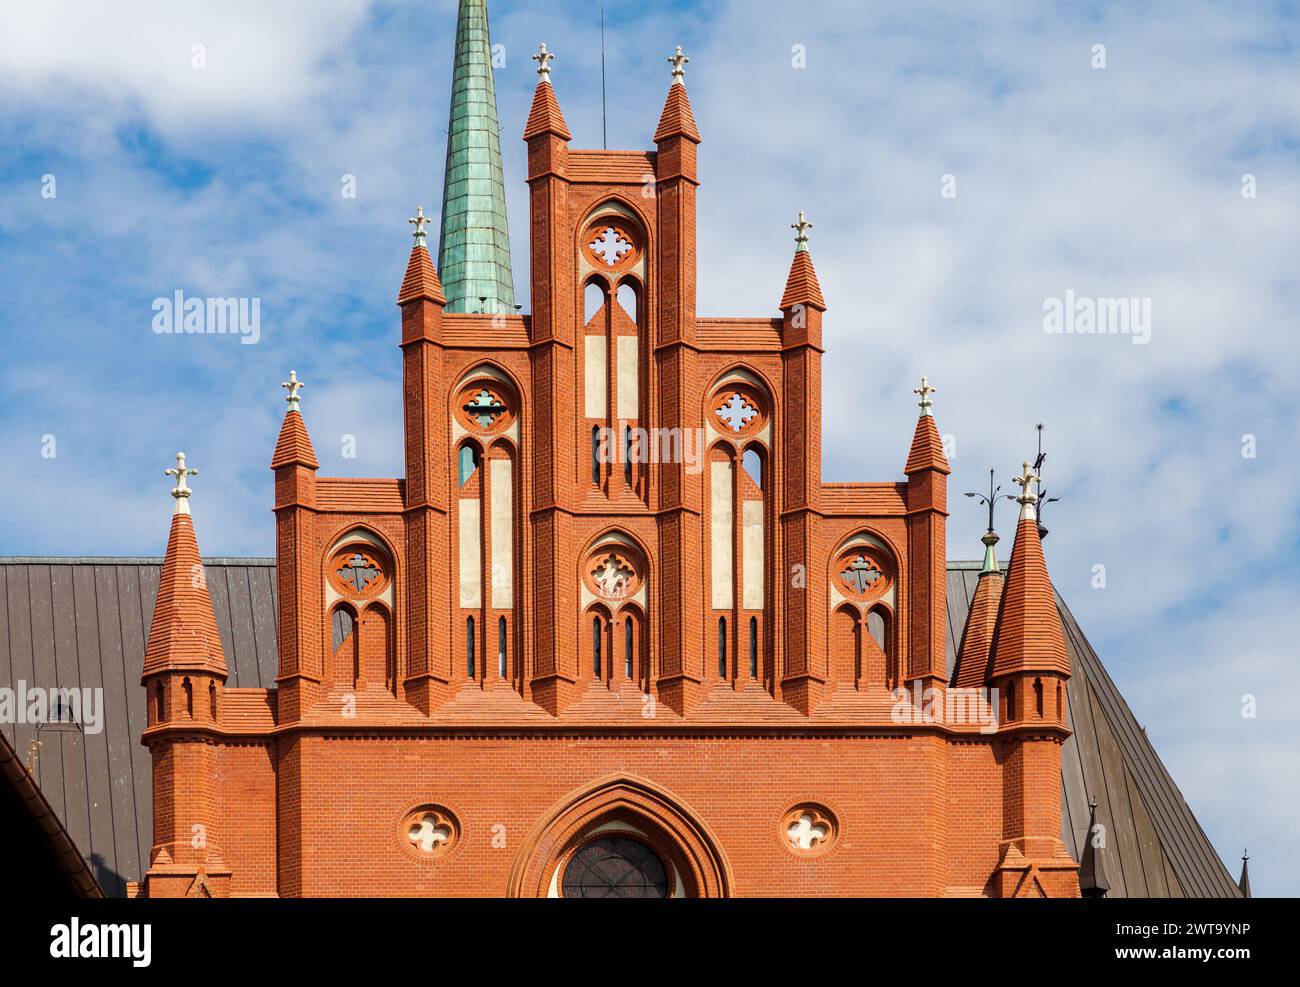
[437,0,516,314]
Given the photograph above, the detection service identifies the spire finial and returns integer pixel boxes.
[408,206,431,248]
[1013,460,1040,521]
[913,375,936,417]
[792,210,813,252]
[281,370,305,413]
[165,452,198,516]
[668,45,690,85]
[533,43,556,84]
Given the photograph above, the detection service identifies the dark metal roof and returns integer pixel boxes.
[1,557,1240,897]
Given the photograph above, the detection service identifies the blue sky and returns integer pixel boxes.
[1,1,1297,894]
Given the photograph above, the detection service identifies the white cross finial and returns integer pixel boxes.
[281,370,305,413]
[165,452,198,516]
[668,45,690,85]
[914,375,936,416]
[1014,459,1040,521]
[792,210,813,252]
[533,43,556,84]
[408,206,431,248]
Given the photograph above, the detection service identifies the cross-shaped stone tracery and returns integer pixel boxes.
[338,552,380,594]
[463,388,508,428]
[840,555,883,595]
[787,813,828,851]
[716,393,758,432]
[589,226,633,266]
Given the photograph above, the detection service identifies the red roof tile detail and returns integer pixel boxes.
[397,244,446,305]
[142,514,227,678]
[522,81,572,141]
[653,83,701,143]
[779,249,826,311]
[270,409,319,471]
[991,516,1070,678]
[903,414,950,475]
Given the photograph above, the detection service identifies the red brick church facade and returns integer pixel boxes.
[135,31,1080,899]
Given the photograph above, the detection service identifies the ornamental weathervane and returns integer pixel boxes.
[533,43,556,84]
[668,45,689,84]
[281,370,305,413]
[792,211,813,252]
[165,452,198,515]
[1032,422,1061,539]
[408,206,431,248]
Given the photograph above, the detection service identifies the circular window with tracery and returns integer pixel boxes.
[328,545,390,600]
[402,805,460,860]
[708,384,766,438]
[834,547,892,602]
[455,380,515,435]
[781,803,838,857]
[561,836,670,898]
[583,546,644,602]
[582,218,641,273]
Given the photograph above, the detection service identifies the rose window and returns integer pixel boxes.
[328,546,388,599]
[835,549,891,601]
[591,552,636,600]
[455,381,515,434]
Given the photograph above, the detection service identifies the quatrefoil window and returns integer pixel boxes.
[708,383,766,438]
[840,556,882,594]
[716,393,757,432]
[781,803,837,857]
[787,813,828,850]
[402,805,460,860]
[589,226,634,266]
[409,815,451,853]
[591,552,636,599]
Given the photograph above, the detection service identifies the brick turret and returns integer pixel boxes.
[140,454,232,897]
[989,461,1077,896]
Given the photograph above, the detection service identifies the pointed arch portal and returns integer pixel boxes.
[507,774,733,898]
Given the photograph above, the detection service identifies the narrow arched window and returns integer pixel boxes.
[623,425,633,484]
[209,681,218,720]
[498,617,507,678]
[458,444,481,486]
[625,619,634,679]
[593,616,603,677]
[1006,681,1016,722]
[155,683,165,723]
[466,617,476,677]
[742,447,763,489]
[183,677,193,718]
[1034,677,1044,718]
[592,426,602,485]
[718,617,727,678]
[749,617,758,678]
[1057,681,1064,720]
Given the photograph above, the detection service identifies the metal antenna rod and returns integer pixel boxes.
[601,2,608,150]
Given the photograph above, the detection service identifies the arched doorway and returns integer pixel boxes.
[507,774,733,898]
[560,836,670,898]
